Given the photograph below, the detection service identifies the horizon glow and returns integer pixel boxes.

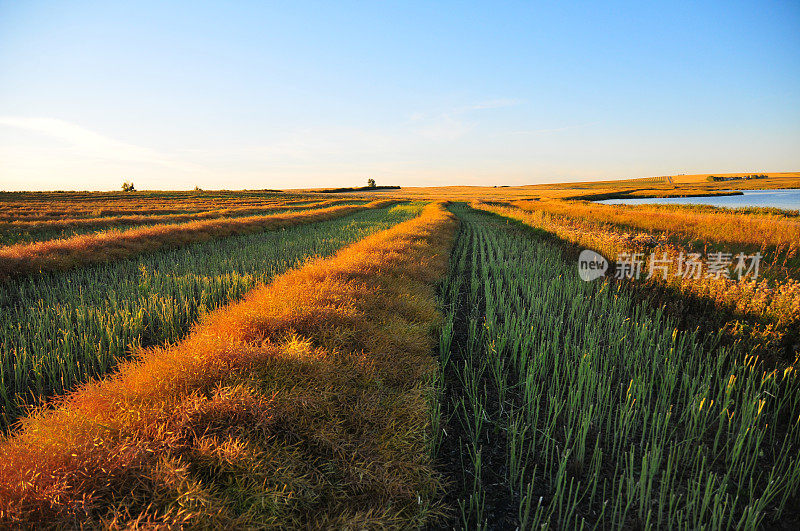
[1,1,799,191]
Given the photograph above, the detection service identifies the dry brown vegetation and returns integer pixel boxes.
[0,191,318,221]
[0,198,358,233]
[0,198,365,246]
[0,202,457,528]
[0,200,394,278]
[473,201,800,362]
[508,199,800,255]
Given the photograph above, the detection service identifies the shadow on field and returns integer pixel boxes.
[432,204,800,529]
[477,207,799,365]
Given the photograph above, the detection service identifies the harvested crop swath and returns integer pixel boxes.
[435,204,800,528]
[0,202,457,528]
[473,201,800,362]
[0,192,318,221]
[0,199,342,232]
[0,199,363,246]
[0,200,394,278]
[0,204,425,428]
[509,198,800,254]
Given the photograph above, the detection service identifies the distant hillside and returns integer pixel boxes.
[316,185,401,193]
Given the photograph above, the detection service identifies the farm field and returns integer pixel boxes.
[0,188,798,528]
[0,201,457,527]
[0,200,394,278]
[0,199,367,246]
[471,200,800,363]
[320,171,800,202]
[3,0,798,526]
[435,205,799,528]
[0,201,423,428]
[4,0,799,526]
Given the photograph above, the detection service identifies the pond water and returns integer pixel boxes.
[597,189,800,211]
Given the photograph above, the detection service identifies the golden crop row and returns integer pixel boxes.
[0,195,316,221]
[0,198,355,233]
[473,201,800,362]
[0,200,393,278]
[510,199,800,250]
[0,202,457,527]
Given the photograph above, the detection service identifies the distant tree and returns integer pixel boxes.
[121,181,136,192]
[194,185,203,191]
[367,178,376,188]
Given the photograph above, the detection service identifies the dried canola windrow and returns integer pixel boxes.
[0,193,315,221]
[0,202,457,528]
[0,204,425,429]
[508,198,800,250]
[0,199,394,278]
[0,198,353,234]
[0,199,364,246]
[472,201,800,362]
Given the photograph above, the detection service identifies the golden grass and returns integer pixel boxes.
[472,201,800,361]
[0,192,317,221]
[0,202,458,527]
[508,199,800,251]
[0,200,394,278]
[0,198,356,235]
[289,172,800,202]
[521,172,800,200]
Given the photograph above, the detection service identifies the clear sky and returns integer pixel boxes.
[1,1,798,191]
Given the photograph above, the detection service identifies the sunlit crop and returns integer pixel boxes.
[0,202,456,528]
[435,205,800,528]
[473,200,800,363]
[0,198,364,245]
[0,200,393,277]
[1,189,798,528]
[0,204,422,428]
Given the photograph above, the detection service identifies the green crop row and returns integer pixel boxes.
[435,204,800,529]
[0,203,425,429]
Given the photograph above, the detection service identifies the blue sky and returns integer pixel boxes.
[1,1,798,190]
